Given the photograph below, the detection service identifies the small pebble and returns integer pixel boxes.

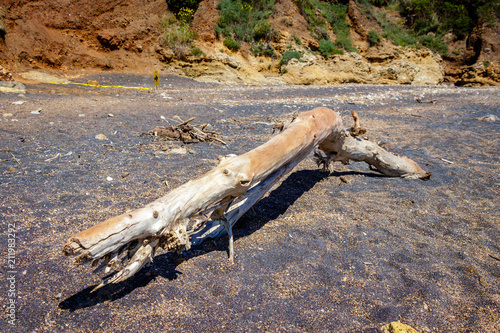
[477,114,498,122]
[95,134,108,140]
[106,176,113,181]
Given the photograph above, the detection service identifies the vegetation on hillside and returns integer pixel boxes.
[162,13,201,58]
[363,0,500,54]
[161,0,499,59]
[166,0,203,22]
[214,0,277,54]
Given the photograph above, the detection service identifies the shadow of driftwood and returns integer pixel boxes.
[58,258,182,311]
[59,168,381,311]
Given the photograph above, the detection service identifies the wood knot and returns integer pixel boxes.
[153,211,159,218]
[240,179,251,186]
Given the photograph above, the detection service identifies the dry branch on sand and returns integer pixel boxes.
[63,107,431,290]
[143,116,226,145]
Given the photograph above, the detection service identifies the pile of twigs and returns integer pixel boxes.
[144,117,226,144]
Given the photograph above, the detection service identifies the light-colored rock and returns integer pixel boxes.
[0,81,26,94]
[166,147,188,155]
[174,43,443,86]
[380,322,420,333]
[477,114,499,122]
[456,61,500,86]
[386,61,419,84]
[18,71,69,84]
[95,134,108,140]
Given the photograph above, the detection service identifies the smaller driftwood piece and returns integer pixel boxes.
[143,116,226,145]
[63,108,431,290]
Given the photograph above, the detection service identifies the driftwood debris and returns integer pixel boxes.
[63,107,431,290]
[144,116,226,145]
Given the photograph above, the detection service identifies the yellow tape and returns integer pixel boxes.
[49,82,152,90]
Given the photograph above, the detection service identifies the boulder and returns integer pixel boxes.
[0,81,26,94]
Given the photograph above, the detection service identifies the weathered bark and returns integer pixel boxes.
[63,107,430,290]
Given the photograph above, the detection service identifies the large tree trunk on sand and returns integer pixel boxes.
[63,107,431,290]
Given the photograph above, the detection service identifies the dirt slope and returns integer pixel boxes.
[0,0,168,72]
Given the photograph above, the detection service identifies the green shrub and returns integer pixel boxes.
[163,15,198,47]
[250,42,276,57]
[318,39,344,57]
[292,35,302,45]
[315,1,357,52]
[280,50,302,66]
[418,34,448,55]
[224,38,241,51]
[215,0,276,43]
[253,20,271,40]
[371,11,416,47]
[293,0,329,40]
[483,60,490,68]
[392,0,499,41]
[368,29,381,46]
[282,18,293,27]
[166,0,202,17]
[367,0,388,6]
[191,46,203,56]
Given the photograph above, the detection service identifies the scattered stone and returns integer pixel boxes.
[3,113,14,118]
[108,113,114,117]
[78,114,86,117]
[380,322,420,333]
[121,172,129,178]
[12,101,25,105]
[31,108,42,115]
[87,80,100,86]
[339,176,350,184]
[166,147,188,155]
[477,114,499,122]
[95,134,108,140]
[106,176,113,182]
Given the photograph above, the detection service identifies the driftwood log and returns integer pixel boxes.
[63,107,431,290]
